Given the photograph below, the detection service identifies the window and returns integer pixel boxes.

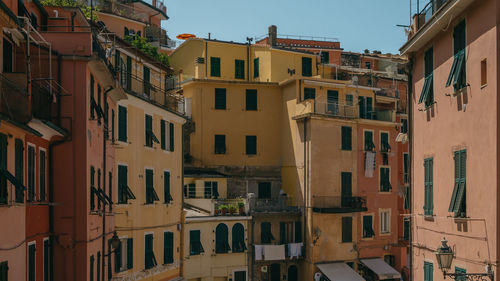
[187,183,196,198]
[302,57,312,77]
[424,262,434,281]
[108,172,113,211]
[246,135,257,155]
[43,239,50,281]
[449,150,466,217]
[164,171,172,204]
[362,215,374,238]
[401,118,408,134]
[341,126,352,151]
[246,89,258,111]
[254,58,259,78]
[446,20,466,91]
[0,261,8,281]
[90,255,94,281]
[145,234,157,269]
[364,131,375,151]
[111,109,115,142]
[346,94,353,106]
[358,96,373,119]
[365,61,371,69]
[232,223,246,253]
[279,221,302,244]
[124,27,129,36]
[424,158,434,216]
[320,51,329,64]
[418,47,434,107]
[118,165,135,204]
[14,139,24,203]
[214,88,226,110]
[380,167,391,192]
[143,66,151,97]
[189,230,204,255]
[145,115,159,147]
[380,132,390,152]
[455,267,466,281]
[215,223,231,253]
[160,120,166,150]
[384,255,395,267]
[27,145,35,202]
[115,238,133,272]
[97,85,102,124]
[403,153,409,184]
[235,59,245,79]
[341,217,352,243]
[118,106,127,142]
[404,186,410,210]
[210,57,221,77]
[40,149,46,201]
[261,222,274,243]
[481,59,487,87]
[145,169,159,204]
[169,123,174,152]
[163,232,174,264]
[258,182,271,199]
[214,135,226,154]
[304,88,315,100]
[28,243,35,281]
[90,75,95,119]
[97,251,101,281]
[341,172,352,207]
[3,38,12,73]
[0,134,7,204]
[204,181,219,199]
[380,210,390,233]
[403,218,410,241]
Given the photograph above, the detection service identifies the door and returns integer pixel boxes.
[270,263,281,281]
[234,271,246,281]
[327,90,339,114]
[288,265,298,281]
[341,172,352,207]
[143,66,150,96]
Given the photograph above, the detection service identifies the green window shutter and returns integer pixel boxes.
[0,261,8,281]
[341,126,352,151]
[424,262,434,281]
[214,88,226,110]
[145,234,153,269]
[143,66,151,96]
[190,230,203,255]
[114,49,120,70]
[279,222,286,244]
[214,135,226,154]
[381,132,390,152]
[302,57,312,77]
[210,57,221,77]
[164,171,171,203]
[253,58,259,78]
[364,131,374,151]
[118,106,127,142]
[14,139,23,203]
[117,165,126,204]
[43,240,49,281]
[455,267,466,281]
[420,48,434,106]
[115,241,122,273]
[145,115,152,147]
[341,172,352,207]
[449,151,466,216]
[164,232,174,264]
[245,135,257,155]
[403,219,410,240]
[0,134,7,204]
[232,223,246,253]
[28,244,35,281]
[304,88,315,100]
[425,158,433,215]
[90,75,95,119]
[97,252,100,281]
[215,223,230,253]
[294,221,302,243]
[341,217,352,243]
[126,238,133,269]
[90,255,94,281]
[235,59,245,79]
[145,169,154,204]
[97,85,102,124]
[261,222,273,243]
[246,89,257,111]
[169,123,174,152]
[90,166,95,210]
[160,120,166,150]
[363,215,374,238]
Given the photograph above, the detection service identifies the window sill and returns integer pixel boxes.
[361,236,374,241]
[380,232,391,236]
[423,214,435,221]
[481,84,487,89]
[379,191,392,194]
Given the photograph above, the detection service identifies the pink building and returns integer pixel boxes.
[401,0,498,281]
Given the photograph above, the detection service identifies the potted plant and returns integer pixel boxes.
[229,204,237,215]
[220,205,228,215]
[238,201,245,215]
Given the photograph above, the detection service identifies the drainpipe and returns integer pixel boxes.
[205,40,208,79]
[303,116,308,263]
[180,122,185,278]
[407,56,414,281]
[70,12,76,32]
[101,87,111,281]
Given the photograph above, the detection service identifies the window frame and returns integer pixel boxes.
[362,214,375,239]
[245,135,257,156]
[341,126,352,151]
[214,88,227,110]
[210,57,221,77]
[424,157,434,216]
[28,241,36,281]
[39,148,47,202]
[379,209,391,234]
[245,89,258,111]
[235,59,245,79]
[379,166,392,192]
[117,105,128,143]
[214,134,226,154]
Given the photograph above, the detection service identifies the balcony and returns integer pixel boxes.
[312,196,367,213]
[414,0,449,31]
[0,73,30,123]
[248,196,301,214]
[254,243,304,261]
[294,99,357,120]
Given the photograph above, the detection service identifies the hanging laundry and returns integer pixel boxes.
[264,244,285,260]
[288,243,303,259]
[255,245,264,260]
[365,151,376,177]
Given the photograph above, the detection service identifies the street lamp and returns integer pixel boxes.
[435,237,494,281]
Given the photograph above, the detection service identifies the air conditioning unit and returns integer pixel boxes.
[261,266,268,273]
[195,57,205,64]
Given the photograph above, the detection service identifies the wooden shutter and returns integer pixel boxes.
[246,136,257,155]
[161,120,166,150]
[280,222,286,244]
[246,89,257,111]
[90,75,95,119]
[341,172,352,207]
[28,244,35,281]
[254,58,259,78]
[232,223,245,252]
[169,122,174,152]
[364,131,373,150]
[127,238,133,269]
[294,221,302,243]
[164,232,173,264]
[143,66,150,96]
[164,171,171,203]
[145,115,152,147]
[44,240,49,281]
[214,88,226,110]
[235,60,244,79]
[145,234,152,268]
[190,230,201,255]
[145,169,153,204]
[261,222,271,243]
[14,139,23,203]
[211,57,220,77]
[302,57,312,77]
[341,127,352,150]
[90,255,94,281]
[118,106,127,142]
[342,217,352,242]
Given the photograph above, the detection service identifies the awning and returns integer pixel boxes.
[316,262,365,281]
[360,258,401,280]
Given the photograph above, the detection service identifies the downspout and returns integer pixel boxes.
[303,116,308,262]
[247,42,250,82]
[407,56,414,281]
[102,87,111,281]
[205,40,208,79]
[180,122,185,277]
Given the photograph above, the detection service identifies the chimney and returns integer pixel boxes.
[268,25,277,47]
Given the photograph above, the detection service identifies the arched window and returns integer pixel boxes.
[215,223,230,253]
[232,223,247,253]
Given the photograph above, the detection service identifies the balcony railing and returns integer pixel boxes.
[415,0,449,30]
[312,196,367,213]
[295,99,395,122]
[0,73,30,123]
[99,1,150,23]
[359,109,394,122]
[313,102,357,118]
[248,196,300,214]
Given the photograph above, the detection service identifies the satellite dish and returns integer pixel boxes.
[176,33,196,40]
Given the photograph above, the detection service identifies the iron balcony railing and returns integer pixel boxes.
[313,102,357,118]
[0,73,30,123]
[416,0,449,29]
[248,196,300,214]
[312,195,367,213]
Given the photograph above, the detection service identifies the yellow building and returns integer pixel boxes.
[182,170,251,281]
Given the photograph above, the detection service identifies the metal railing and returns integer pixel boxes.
[0,73,30,123]
[416,0,449,29]
[248,196,300,213]
[99,1,150,23]
[359,109,394,122]
[312,195,367,210]
[214,198,247,216]
[313,102,357,118]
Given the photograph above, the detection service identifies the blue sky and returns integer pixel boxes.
[162,0,418,54]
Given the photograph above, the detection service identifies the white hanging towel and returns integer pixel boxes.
[255,245,264,260]
[264,244,285,260]
[365,152,376,177]
[287,243,303,259]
